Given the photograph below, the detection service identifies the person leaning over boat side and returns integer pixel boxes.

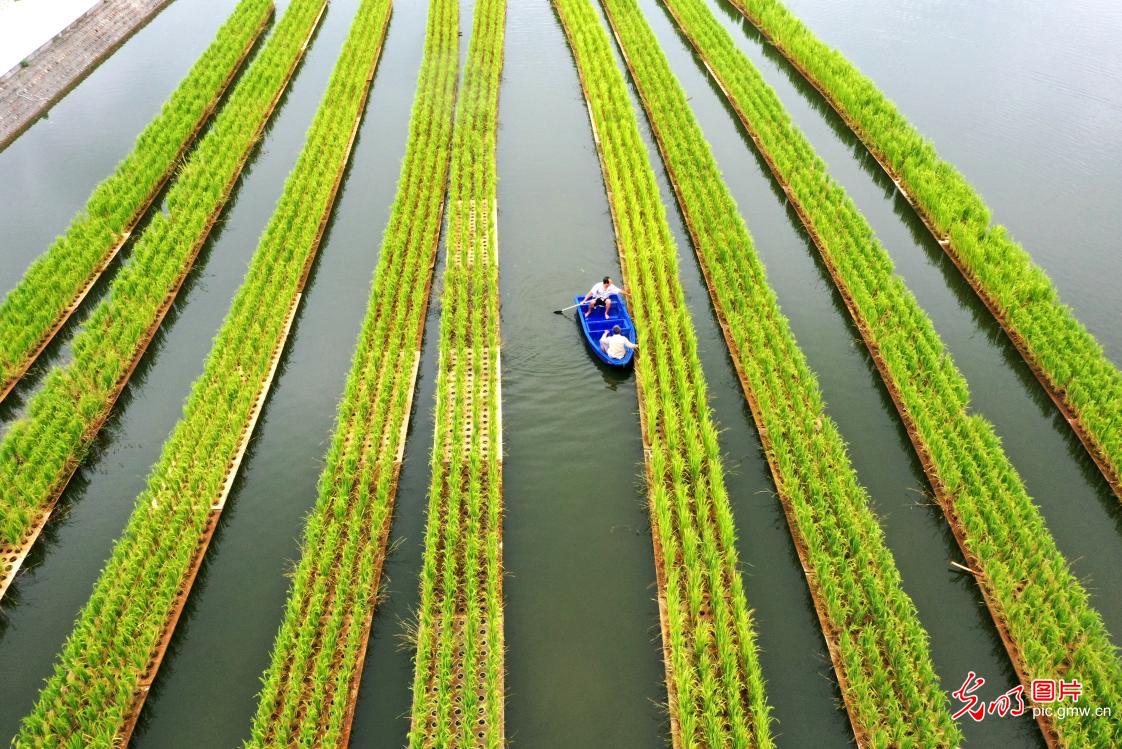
[581,275,630,318]
[600,324,638,360]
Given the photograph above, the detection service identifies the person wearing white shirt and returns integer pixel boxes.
[580,275,630,319]
[600,325,638,360]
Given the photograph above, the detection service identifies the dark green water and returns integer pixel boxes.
[490,2,667,744]
[760,0,1122,365]
[1,0,1119,745]
[0,0,244,292]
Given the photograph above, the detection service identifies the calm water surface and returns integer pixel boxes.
[769,0,1122,361]
[1,0,1118,746]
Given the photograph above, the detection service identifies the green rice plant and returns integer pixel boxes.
[657,0,1122,744]
[0,0,328,578]
[245,0,460,742]
[728,0,1122,500]
[554,0,776,744]
[0,0,273,403]
[406,0,506,745]
[10,0,392,744]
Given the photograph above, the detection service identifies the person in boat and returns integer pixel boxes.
[581,275,630,319]
[600,324,638,360]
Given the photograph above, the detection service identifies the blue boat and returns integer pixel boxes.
[574,293,637,367]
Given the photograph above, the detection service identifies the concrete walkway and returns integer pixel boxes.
[0,0,173,150]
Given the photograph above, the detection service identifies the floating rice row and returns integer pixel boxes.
[0,0,328,600]
[11,0,391,743]
[728,0,1122,501]
[555,0,775,744]
[659,0,1122,744]
[246,0,460,743]
[406,0,507,745]
[595,0,959,744]
[0,0,273,404]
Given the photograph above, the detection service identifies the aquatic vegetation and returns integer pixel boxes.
[405,0,506,745]
[657,0,1122,744]
[0,0,1115,746]
[0,0,273,402]
[10,0,392,743]
[728,0,1122,500]
[555,0,775,744]
[246,0,459,743]
[596,0,958,743]
[0,0,327,569]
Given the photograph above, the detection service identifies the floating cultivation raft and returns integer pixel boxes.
[657,0,1122,744]
[595,0,959,744]
[556,0,777,744]
[406,0,507,745]
[0,0,328,603]
[246,0,460,742]
[9,0,393,742]
[0,0,274,406]
[727,0,1122,502]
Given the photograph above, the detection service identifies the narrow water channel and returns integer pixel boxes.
[346,267,441,745]
[497,2,666,744]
